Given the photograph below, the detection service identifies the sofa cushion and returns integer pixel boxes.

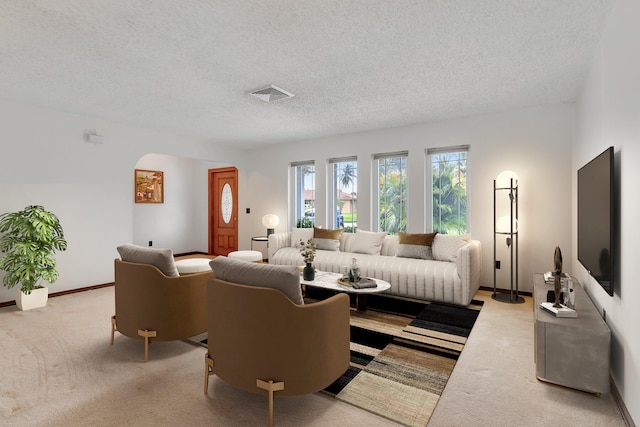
[313,227,343,251]
[432,234,470,262]
[396,232,437,259]
[351,229,387,255]
[291,227,314,248]
[209,256,304,305]
[117,244,179,277]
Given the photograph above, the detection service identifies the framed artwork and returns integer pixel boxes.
[135,169,164,203]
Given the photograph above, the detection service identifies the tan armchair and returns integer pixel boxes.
[204,277,350,427]
[111,259,213,362]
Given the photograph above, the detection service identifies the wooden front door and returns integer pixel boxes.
[209,167,238,255]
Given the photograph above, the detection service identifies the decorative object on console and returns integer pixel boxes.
[493,170,524,303]
[262,214,279,236]
[553,246,563,307]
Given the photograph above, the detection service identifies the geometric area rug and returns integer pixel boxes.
[320,294,483,427]
[192,292,482,427]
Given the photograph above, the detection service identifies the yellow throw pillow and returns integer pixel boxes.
[396,232,437,259]
[313,227,343,251]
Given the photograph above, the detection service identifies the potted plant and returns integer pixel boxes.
[0,205,68,310]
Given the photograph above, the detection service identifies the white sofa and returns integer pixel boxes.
[268,230,482,306]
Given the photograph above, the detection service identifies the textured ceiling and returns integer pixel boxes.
[0,1,615,149]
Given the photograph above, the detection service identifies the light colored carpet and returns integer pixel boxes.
[429,291,626,427]
[0,288,626,426]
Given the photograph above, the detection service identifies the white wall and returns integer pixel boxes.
[0,101,243,304]
[576,0,639,422]
[243,104,575,293]
[133,153,231,253]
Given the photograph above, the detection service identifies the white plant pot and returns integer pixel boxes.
[15,286,48,311]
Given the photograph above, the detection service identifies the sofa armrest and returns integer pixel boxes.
[268,232,291,261]
[456,240,482,305]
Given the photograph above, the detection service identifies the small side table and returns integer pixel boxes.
[251,236,269,261]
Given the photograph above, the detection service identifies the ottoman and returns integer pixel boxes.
[175,258,212,274]
[228,250,263,262]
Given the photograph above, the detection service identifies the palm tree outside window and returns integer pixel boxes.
[375,152,408,234]
[330,157,357,231]
[429,145,469,235]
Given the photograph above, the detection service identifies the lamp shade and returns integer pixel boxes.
[262,214,279,229]
[496,170,518,188]
[496,216,518,233]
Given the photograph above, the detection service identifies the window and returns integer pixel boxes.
[291,161,315,228]
[330,157,357,231]
[375,152,408,234]
[429,146,469,234]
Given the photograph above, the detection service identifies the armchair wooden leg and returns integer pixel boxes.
[256,379,285,427]
[204,353,215,393]
[137,329,157,362]
[110,316,117,345]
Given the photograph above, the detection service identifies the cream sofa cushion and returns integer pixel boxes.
[396,232,437,259]
[351,229,387,255]
[291,227,314,248]
[117,244,179,277]
[313,227,343,251]
[209,256,303,305]
[432,234,470,262]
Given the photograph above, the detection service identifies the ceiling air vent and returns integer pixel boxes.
[249,85,295,103]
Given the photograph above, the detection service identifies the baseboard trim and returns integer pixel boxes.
[0,282,114,308]
[0,252,212,307]
[611,376,635,427]
[479,286,533,297]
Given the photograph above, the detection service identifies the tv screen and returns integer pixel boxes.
[577,146,614,296]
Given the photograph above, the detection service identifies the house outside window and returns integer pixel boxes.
[330,157,357,232]
[429,145,469,234]
[374,151,408,234]
[291,161,315,228]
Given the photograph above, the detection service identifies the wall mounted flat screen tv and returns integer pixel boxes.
[577,146,614,296]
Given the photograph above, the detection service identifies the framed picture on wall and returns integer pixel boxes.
[135,169,164,203]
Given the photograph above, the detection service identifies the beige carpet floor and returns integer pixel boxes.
[0,288,627,426]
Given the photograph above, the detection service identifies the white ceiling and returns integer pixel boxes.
[0,1,615,149]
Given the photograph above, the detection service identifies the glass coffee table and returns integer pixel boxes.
[301,270,391,311]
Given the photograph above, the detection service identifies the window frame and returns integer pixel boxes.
[290,161,315,229]
[373,151,408,234]
[329,156,358,231]
[427,145,469,235]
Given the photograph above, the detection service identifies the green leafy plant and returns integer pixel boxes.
[0,205,68,294]
[296,217,314,228]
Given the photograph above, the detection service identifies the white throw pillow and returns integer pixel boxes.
[432,234,470,262]
[291,228,314,248]
[210,256,303,305]
[351,229,387,255]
